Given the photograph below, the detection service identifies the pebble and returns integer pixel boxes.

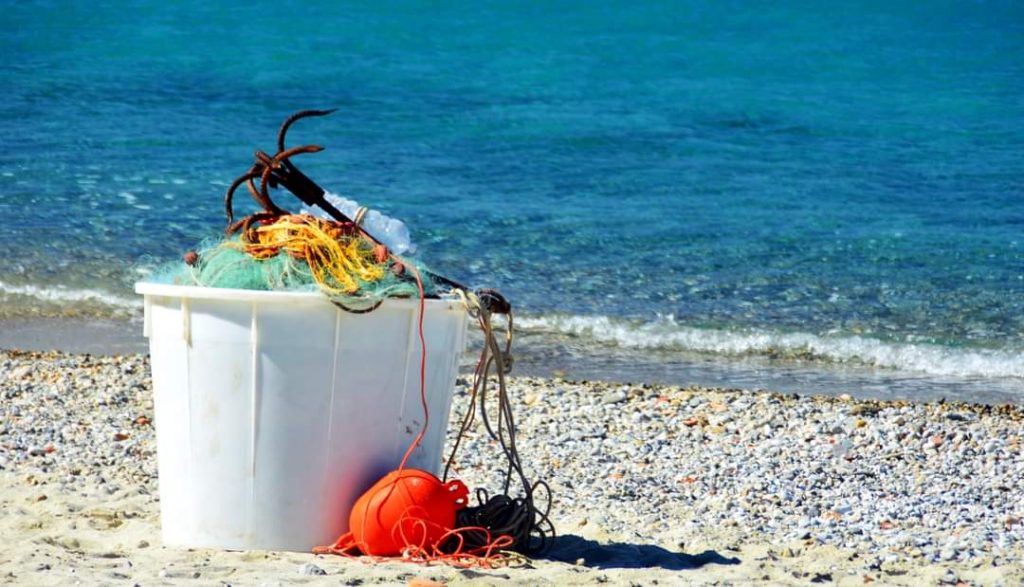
[600,390,627,405]
[298,563,327,576]
[159,568,201,579]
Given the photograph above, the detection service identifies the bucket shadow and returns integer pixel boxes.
[543,534,741,571]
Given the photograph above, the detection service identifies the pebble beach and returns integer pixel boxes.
[1,348,1022,586]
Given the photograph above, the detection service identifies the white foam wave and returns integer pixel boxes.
[516,314,1024,379]
[0,281,142,312]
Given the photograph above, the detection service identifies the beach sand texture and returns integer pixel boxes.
[1,349,1022,585]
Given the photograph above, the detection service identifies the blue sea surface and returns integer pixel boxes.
[2,2,1023,401]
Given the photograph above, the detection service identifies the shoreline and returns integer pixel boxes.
[0,317,147,356]
[2,314,1023,407]
[1,349,1022,585]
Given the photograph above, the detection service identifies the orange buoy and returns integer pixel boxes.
[347,469,469,556]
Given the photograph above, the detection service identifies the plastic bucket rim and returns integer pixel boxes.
[135,281,466,311]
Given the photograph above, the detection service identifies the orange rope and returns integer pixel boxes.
[396,258,429,472]
[230,214,386,295]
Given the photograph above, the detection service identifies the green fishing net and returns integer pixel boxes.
[153,231,441,310]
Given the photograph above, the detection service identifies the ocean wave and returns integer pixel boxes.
[0,281,142,312]
[516,314,1024,379]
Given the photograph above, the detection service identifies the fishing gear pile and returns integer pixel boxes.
[157,110,437,310]
[163,110,552,565]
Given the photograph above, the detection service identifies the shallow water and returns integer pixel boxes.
[3,2,1023,400]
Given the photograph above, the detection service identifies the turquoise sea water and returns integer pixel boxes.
[2,2,1023,401]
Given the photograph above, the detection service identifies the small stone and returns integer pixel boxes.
[851,405,879,418]
[601,390,627,405]
[832,439,853,458]
[297,563,326,576]
[136,540,149,549]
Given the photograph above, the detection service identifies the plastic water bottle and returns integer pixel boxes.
[301,192,417,255]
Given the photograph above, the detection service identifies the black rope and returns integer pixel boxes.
[454,482,554,554]
[330,298,384,314]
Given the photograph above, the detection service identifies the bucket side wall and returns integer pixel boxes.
[143,290,468,551]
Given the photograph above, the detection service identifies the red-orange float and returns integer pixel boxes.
[317,468,469,557]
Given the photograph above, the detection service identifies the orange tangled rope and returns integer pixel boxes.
[229,214,389,295]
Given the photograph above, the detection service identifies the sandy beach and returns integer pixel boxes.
[1,348,1022,586]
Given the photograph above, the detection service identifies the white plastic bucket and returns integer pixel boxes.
[135,282,468,552]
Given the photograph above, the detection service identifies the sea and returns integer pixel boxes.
[2,2,1022,403]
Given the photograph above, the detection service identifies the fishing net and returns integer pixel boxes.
[153,214,441,310]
